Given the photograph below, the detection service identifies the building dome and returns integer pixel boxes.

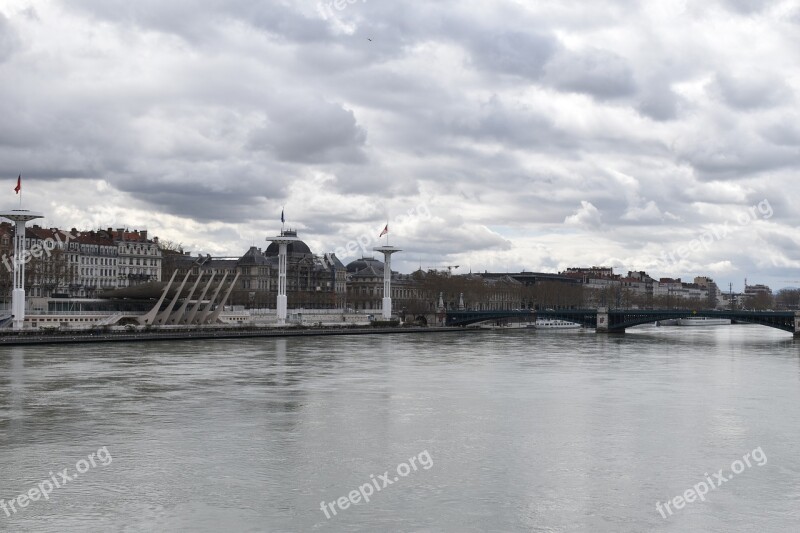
[346,256,384,273]
[238,246,270,265]
[264,230,313,256]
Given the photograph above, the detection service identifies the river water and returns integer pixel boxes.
[1,325,799,532]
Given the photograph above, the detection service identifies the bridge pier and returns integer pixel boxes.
[596,307,609,333]
[595,307,624,334]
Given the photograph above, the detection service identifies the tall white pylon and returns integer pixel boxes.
[0,209,44,330]
[373,245,401,319]
[268,229,299,325]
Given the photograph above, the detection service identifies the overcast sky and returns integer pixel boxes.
[1,0,799,290]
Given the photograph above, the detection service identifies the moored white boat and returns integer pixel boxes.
[530,319,581,329]
[677,317,731,326]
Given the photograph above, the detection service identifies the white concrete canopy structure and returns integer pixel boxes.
[373,245,402,320]
[267,230,300,325]
[0,209,44,330]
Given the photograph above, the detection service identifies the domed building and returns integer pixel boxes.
[345,256,384,274]
[345,256,418,313]
[264,230,313,258]
[164,229,347,309]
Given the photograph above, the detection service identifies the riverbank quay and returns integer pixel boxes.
[0,325,480,347]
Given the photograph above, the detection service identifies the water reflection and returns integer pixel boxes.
[0,326,798,532]
[6,347,25,438]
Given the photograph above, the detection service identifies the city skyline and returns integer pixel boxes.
[0,219,786,300]
[1,1,799,292]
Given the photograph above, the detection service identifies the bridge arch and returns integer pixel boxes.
[446,310,535,327]
[447,309,799,334]
[603,310,796,333]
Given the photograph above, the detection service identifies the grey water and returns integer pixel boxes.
[1,325,799,532]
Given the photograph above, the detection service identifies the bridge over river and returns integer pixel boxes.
[446,308,800,335]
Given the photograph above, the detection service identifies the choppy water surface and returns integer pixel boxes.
[1,325,799,532]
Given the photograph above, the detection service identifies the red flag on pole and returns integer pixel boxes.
[14,175,21,194]
[379,224,388,238]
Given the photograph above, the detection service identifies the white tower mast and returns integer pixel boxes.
[1,209,44,330]
[267,229,299,326]
[373,244,401,320]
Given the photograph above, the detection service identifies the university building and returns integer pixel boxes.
[162,230,348,310]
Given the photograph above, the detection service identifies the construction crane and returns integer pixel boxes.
[426,265,460,276]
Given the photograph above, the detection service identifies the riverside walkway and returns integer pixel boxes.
[0,325,479,347]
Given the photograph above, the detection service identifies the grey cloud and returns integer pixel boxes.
[676,131,800,178]
[0,13,20,63]
[565,201,602,227]
[403,222,513,257]
[544,48,637,100]
[1,0,799,293]
[66,0,227,42]
[720,0,776,15]
[637,90,681,121]
[636,76,684,121]
[761,121,800,147]
[249,99,367,164]
[114,164,285,223]
[445,96,573,150]
[708,72,793,110]
[467,30,558,79]
[67,0,330,45]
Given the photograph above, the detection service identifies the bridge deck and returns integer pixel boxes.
[446,309,798,333]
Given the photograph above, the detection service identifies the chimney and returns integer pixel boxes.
[141,230,148,240]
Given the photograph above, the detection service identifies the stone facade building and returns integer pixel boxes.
[163,231,347,310]
[0,223,161,299]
